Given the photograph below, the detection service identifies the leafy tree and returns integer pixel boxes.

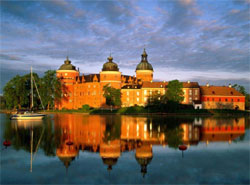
[3,73,40,109]
[40,70,61,110]
[103,84,121,108]
[232,84,249,109]
[232,84,247,95]
[164,80,184,103]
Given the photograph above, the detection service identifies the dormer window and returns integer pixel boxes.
[212,91,215,94]
[231,91,233,95]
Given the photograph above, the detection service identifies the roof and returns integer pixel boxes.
[122,84,142,89]
[201,133,244,141]
[141,81,168,88]
[102,56,119,71]
[200,86,244,96]
[136,49,153,71]
[84,74,100,82]
[182,82,199,88]
[58,57,77,70]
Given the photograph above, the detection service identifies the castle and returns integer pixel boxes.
[55,49,245,110]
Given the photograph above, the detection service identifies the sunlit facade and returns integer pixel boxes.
[55,50,245,110]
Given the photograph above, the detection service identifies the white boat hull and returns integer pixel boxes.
[10,114,46,120]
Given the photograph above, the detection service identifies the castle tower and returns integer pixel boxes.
[135,142,153,178]
[136,49,153,82]
[56,57,79,109]
[100,55,121,89]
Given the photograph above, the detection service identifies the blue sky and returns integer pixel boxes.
[0,0,250,93]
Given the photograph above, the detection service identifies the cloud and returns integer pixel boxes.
[0,0,249,94]
[159,0,202,32]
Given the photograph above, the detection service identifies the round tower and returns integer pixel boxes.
[56,56,79,84]
[100,55,122,89]
[135,142,153,178]
[136,49,153,82]
[56,57,79,110]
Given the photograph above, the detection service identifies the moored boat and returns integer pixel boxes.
[10,111,45,120]
[10,67,46,120]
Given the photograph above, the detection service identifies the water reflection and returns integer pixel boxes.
[4,115,246,177]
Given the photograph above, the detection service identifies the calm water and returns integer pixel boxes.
[0,113,249,184]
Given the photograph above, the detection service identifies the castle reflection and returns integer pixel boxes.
[53,115,245,176]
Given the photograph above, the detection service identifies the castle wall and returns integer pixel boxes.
[201,96,245,110]
[136,70,153,82]
[182,88,200,104]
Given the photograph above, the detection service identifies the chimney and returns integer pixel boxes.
[229,84,232,88]
[206,83,210,87]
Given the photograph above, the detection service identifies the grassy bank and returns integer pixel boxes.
[35,106,250,116]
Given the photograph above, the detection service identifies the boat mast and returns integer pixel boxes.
[31,67,33,110]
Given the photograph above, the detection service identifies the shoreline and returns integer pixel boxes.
[1,109,249,117]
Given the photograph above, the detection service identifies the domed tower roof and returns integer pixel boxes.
[58,56,76,70]
[102,157,118,171]
[58,156,75,172]
[136,156,153,178]
[136,49,153,71]
[102,55,119,71]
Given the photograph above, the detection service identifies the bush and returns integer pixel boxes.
[79,104,91,112]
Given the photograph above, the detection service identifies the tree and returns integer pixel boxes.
[232,84,247,95]
[3,73,40,109]
[40,70,61,110]
[103,84,121,109]
[232,84,249,109]
[164,80,184,103]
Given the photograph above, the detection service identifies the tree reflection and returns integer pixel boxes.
[3,116,58,156]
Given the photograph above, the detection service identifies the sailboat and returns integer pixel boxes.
[10,67,46,120]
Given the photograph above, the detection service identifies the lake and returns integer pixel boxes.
[1,113,249,184]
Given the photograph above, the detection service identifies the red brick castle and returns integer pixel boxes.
[55,49,245,110]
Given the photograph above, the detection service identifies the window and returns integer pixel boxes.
[231,99,234,102]
[93,85,96,88]
[225,98,228,102]
[189,90,192,95]
[238,99,240,102]
[127,98,129,102]
[158,90,160,94]
[137,98,139,102]
[65,73,68,76]
[212,98,214,101]
[183,90,186,95]
[158,97,161,100]
[144,90,147,95]
[195,89,198,95]
[149,90,152,95]
[144,97,147,102]
[207,98,209,101]
[189,97,192,103]
[219,98,221,102]
[127,91,129,96]
[88,85,90,88]
[137,92,140,96]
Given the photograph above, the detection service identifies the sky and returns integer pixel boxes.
[0,0,250,94]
